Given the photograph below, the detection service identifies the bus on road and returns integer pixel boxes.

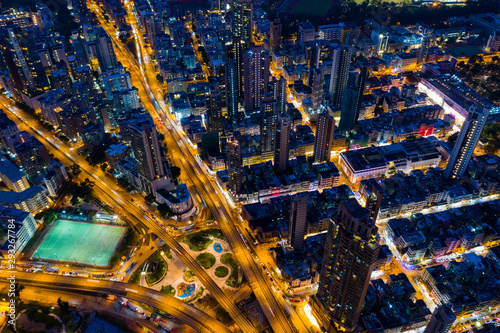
[127,301,139,312]
[45,266,60,273]
[158,322,172,332]
[125,262,136,274]
[116,296,127,306]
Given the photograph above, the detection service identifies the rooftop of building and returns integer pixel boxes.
[0,206,30,221]
[156,183,191,204]
[105,142,129,156]
[0,186,44,204]
[0,153,25,183]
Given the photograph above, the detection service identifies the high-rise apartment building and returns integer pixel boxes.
[243,45,270,111]
[260,93,278,158]
[0,25,50,95]
[423,305,456,333]
[231,0,252,42]
[206,87,223,134]
[289,192,309,251]
[418,36,430,65]
[317,199,380,331]
[329,43,352,107]
[225,58,239,127]
[72,35,91,66]
[227,132,243,196]
[313,110,335,164]
[269,19,282,54]
[298,22,315,46]
[308,43,321,86]
[225,37,246,99]
[318,23,360,45]
[339,67,367,133]
[268,75,286,115]
[102,66,132,100]
[444,105,489,179]
[15,136,51,180]
[274,113,291,172]
[50,69,72,96]
[311,68,324,112]
[72,0,90,21]
[127,113,173,194]
[95,27,118,72]
[0,110,19,152]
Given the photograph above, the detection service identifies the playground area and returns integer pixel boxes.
[213,243,223,253]
[176,283,196,298]
[33,220,126,266]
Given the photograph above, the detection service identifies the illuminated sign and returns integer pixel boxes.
[420,124,434,137]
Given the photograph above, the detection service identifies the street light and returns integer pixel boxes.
[92,257,96,267]
[54,253,59,264]
[72,255,78,265]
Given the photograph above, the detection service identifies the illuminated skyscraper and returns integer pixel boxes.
[269,19,282,54]
[317,199,380,331]
[225,58,239,126]
[225,37,246,124]
[260,93,278,158]
[268,75,286,115]
[95,27,118,72]
[424,305,456,333]
[127,113,173,194]
[243,45,270,111]
[329,43,352,107]
[0,25,50,95]
[418,36,430,65]
[313,110,335,164]
[206,87,223,134]
[231,0,252,42]
[444,105,489,179]
[289,192,309,251]
[339,67,367,133]
[311,69,324,112]
[227,132,243,196]
[274,113,291,172]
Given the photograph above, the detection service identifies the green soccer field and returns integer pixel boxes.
[34,220,126,266]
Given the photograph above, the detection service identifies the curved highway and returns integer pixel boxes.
[90,3,308,332]
[0,271,230,333]
[0,96,256,333]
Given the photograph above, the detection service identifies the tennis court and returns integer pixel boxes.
[34,220,126,266]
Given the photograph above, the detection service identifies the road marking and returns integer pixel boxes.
[125,288,138,293]
[146,292,161,300]
[87,279,100,283]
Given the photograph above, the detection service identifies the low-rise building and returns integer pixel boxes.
[43,161,68,197]
[155,183,193,215]
[0,186,48,213]
[0,154,30,192]
[105,143,130,169]
[0,206,37,258]
[339,137,441,183]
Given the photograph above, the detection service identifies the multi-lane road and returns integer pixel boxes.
[0,271,229,333]
[109,3,315,332]
[0,2,316,332]
[0,94,256,333]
